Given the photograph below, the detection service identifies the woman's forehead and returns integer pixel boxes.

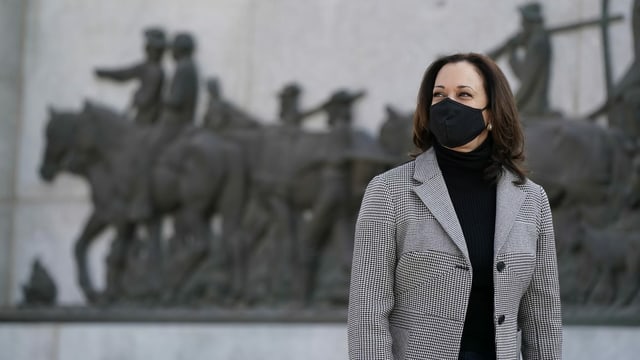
[434,61,484,89]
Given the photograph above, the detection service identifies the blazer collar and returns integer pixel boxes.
[493,167,526,256]
[413,149,469,260]
[412,148,526,261]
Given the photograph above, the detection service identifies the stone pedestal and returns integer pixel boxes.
[1,323,639,360]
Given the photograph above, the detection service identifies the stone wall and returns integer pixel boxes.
[0,0,25,306]
[4,0,634,305]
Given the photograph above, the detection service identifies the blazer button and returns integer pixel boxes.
[496,261,506,272]
[498,315,505,325]
[455,264,470,271]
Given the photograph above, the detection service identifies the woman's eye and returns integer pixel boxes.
[459,92,472,98]
[433,92,445,97]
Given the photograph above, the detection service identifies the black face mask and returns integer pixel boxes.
[429,98,487,148]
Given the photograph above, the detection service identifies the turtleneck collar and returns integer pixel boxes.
[433,135,493,173]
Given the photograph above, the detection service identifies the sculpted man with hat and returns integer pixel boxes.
[95,27,166,125]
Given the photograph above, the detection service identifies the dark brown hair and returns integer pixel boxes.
[412,52,527,185]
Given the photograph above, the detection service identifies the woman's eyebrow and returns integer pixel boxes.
[457,85,475,91]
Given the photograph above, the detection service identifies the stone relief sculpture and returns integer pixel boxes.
[40,101,246,304]
[95,27,166,125]
[591,0,640,144]
[164,33,199,125]
[130,32,200,222]
[202,78,259,132]
[21,258,57,306]
[488,2,623,119]
[488,3,554,117]
[378,105,414,163]
[33,2,640,320]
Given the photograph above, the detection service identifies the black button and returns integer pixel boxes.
[498,315,505,325]
[496,261,506,272]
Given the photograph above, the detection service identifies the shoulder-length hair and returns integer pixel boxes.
[412,52,527,184]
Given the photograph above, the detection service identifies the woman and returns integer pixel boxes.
[348,53,562,360]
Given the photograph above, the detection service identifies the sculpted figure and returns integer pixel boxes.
[591,0,640,142]
[165,32,199,125]
[489,3,554,117]
[129,32,200,221]
[39,102,245,303]
[21,258,57,306]
[95,28,166,125]
[378,105,415,164]
[298,89,365,305]
[235,83,324,305]
[202,77,259,132]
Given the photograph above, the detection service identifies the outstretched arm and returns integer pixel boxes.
[95,63,142,82]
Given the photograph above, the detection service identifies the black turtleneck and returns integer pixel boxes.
[434,137,497,358]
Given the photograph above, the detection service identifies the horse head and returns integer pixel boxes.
[378,104,414,161]
[39,107,84,181]
[40,101,123,182]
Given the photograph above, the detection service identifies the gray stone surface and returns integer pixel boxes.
[0,84,19,201]
[11,201,110,305]
[563,325,640,358]
[0,205,12,306]
[0,0,23,199]
[0,0,24,307]
[0,323,348,360]
[0,324,639,359]
[0,324,57,360]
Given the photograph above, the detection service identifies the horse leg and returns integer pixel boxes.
[298,191,340,305]
[265,195,298,304]
[166,208,210,301]
[226,196,269,305]
[74,212,108,304]
[104,222,135,303]
[144,217,165,294]
[615,250,639,307]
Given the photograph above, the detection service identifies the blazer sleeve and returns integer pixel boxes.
[518,186,563,359]
[348,175,397,360]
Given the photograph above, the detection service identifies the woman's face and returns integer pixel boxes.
[431,61,490,152]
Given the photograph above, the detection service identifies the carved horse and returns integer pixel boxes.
[523,119,634,215]
[215,122,393,305]
[39,101,246,303]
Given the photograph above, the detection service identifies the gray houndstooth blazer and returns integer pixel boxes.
[348,148,562,360]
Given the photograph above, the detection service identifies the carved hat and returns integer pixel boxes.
[144,27,166,49]
[172,33,196,53]
[329,89,353,104]
[279,83,301,98]
[329,89,365,104]
[518,2,544,22]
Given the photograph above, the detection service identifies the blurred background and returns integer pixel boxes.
[1,0,639,359]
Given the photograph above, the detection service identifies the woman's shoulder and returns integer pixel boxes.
[373,159,416,184]
[360,160,417,215]
[508,173,551,205]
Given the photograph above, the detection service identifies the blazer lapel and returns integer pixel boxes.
[412,149,469,261]
[494,170,526,256]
